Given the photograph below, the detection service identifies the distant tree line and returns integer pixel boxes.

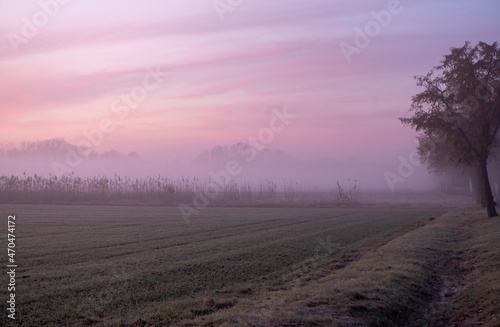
[0,138,139,159]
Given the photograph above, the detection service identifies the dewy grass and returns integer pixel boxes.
[430,207,500,327]
[1,204,447,326]
[193,206,500,327]
[4,202,498,326]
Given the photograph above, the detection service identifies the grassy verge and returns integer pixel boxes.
[424,207,500,326]
[174,206,500,327]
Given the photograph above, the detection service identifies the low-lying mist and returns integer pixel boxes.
[0,138,441,197]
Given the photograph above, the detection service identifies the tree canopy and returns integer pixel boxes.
[400,41,500,217]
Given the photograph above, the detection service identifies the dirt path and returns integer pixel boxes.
[422,220,479,326]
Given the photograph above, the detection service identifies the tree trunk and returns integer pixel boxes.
[470,168,484,205]
[479,159,498,217]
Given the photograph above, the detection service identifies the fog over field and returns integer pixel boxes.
[2,1,500,326]
[0,138,437,192]
[1,1,498,196]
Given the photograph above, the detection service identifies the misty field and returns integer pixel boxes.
[1,203,459,326]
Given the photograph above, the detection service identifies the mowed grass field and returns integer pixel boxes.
[1,201,498,326]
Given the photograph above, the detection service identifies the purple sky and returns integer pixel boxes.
[0,0,499,166]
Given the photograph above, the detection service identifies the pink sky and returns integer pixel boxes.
[1,0,499,165]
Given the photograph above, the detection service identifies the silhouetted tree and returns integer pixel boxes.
[401,41,500,217]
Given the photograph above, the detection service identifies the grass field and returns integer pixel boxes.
[1,199,498,326]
